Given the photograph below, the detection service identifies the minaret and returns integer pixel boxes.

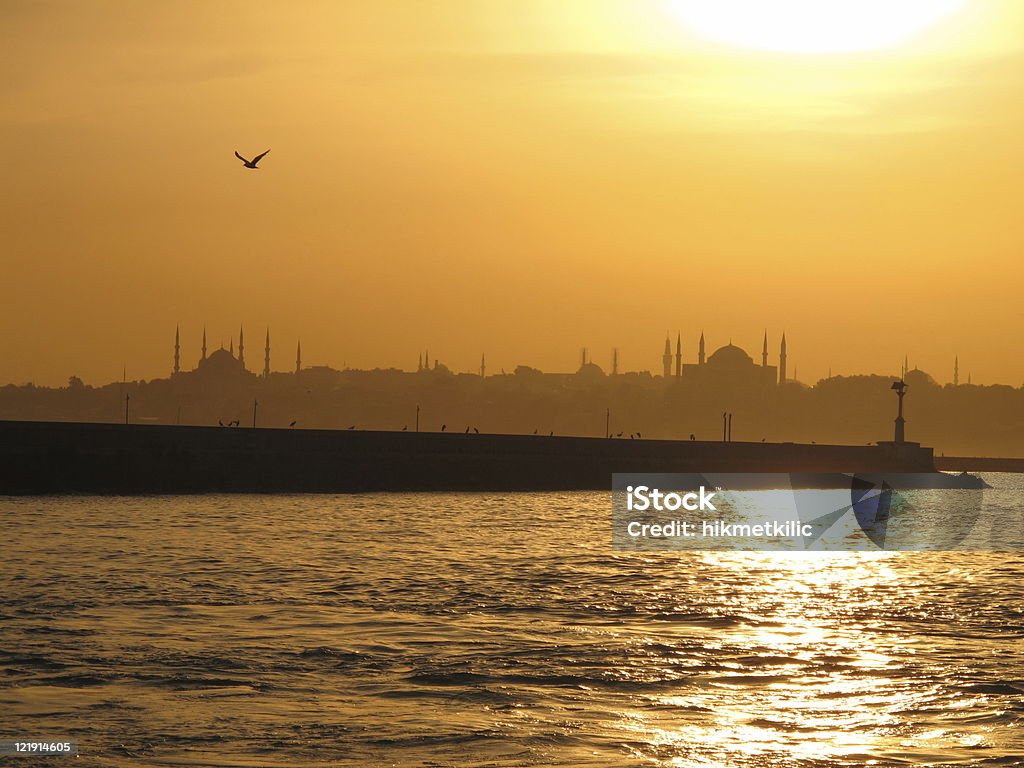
[779,334,787,385]
[954,356,959,386]
[698,332,706,366]
[675,334,682,377]
[662,335,672,379]
[201,327,207,361]
[295,339,302,374]
[612,348,619,376]
[480,353,486,378]
[238,326,245,369]
[425,350,430,370]
[418,352,423,372]
[263,328,271,378]
[173,325,180,375]
[762,331,768,367]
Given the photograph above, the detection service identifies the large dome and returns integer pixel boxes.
[904,367,938,387]
[707,344,754,368]
[196,347,247,375]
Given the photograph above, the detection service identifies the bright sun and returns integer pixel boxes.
[666,0,966,54]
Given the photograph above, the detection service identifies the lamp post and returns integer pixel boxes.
[891,379,908,444]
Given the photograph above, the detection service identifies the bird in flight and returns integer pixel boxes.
[234,149,270,169]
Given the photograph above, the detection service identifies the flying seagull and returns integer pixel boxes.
[235,149,270,169]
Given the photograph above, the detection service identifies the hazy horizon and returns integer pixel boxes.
[5,1,1024,387]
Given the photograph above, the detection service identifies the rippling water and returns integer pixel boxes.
[2,477,1023,767]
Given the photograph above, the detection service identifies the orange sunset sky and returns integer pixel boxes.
[3,1,1024,386]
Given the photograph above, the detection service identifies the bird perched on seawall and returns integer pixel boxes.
[235,149,270,169]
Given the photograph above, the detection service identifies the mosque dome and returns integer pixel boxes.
[196,347,247,375]
[707,344,754,368]
[904,367,938,387]
[576,361,606,379]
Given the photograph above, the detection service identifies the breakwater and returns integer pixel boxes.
[0,419,946,494]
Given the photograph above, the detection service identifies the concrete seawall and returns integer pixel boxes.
[0,420,938,494]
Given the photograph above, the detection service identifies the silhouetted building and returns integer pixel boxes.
[193,345,253,381]
[662,332,782,392]
[681,337,778,391]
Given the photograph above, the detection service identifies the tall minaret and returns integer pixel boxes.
[295,339,302,374]
[417,352,423,372]
[612,348,619,376]
[779,334,787,385]
[480,353,486,378]
[201,327,207,361]
[762,331,768,367]
[173,325,180,375]
[954,356,959,386]
[675,334,682,377]
[662,335,672,379]
[263,328,271,378]
[698,332,706,366]
[238,326,245,369]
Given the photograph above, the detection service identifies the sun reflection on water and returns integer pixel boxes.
[611,550,994,766]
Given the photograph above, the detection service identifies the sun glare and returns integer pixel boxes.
[666,0,966,54]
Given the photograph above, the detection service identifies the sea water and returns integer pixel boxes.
[1,477,1022,766]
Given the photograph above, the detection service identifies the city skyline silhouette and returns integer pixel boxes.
[2,323,1019,456]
